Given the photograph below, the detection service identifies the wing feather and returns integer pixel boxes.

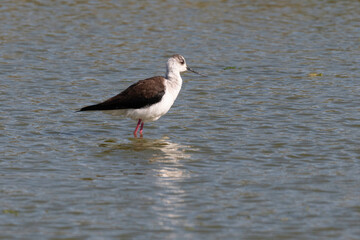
[79,76,165,111]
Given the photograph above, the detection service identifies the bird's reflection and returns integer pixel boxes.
[99,136,192,194]
[99,136,192,163]
[99,136,194,227]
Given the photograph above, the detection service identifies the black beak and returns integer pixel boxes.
[187,67,207,77]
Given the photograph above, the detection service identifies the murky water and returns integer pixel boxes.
[1,0,360,239]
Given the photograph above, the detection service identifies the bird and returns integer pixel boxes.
[78,54,204,137]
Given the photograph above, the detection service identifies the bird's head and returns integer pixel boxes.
[166,54,206,76]
[167,54,188,73]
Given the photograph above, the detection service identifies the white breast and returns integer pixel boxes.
[123,79,182,122]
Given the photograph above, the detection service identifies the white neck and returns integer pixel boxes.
[166,69,182,84]
[166,68,180,80]
[165,69,183,100]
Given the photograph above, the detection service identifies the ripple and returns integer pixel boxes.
[1,0,360,239]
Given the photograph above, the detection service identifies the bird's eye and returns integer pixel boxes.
[179,59,185,64]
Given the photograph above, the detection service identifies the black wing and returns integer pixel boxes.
[79,76,166,111]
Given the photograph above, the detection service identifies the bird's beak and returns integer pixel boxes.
[187,67,207,77]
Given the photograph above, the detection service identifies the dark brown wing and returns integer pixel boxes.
[79,76,165,111]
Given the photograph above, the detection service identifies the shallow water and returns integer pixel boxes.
[1,0,360,239]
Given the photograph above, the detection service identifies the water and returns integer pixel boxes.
[1,0,360,239]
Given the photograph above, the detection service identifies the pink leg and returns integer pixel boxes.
[139,122,144,136]
[133,119,142,137]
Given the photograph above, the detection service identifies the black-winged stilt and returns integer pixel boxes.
[79,54,204,137]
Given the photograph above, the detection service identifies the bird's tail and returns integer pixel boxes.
[78,103,103,112]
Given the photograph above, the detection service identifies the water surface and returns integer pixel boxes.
[1,0,360,239]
